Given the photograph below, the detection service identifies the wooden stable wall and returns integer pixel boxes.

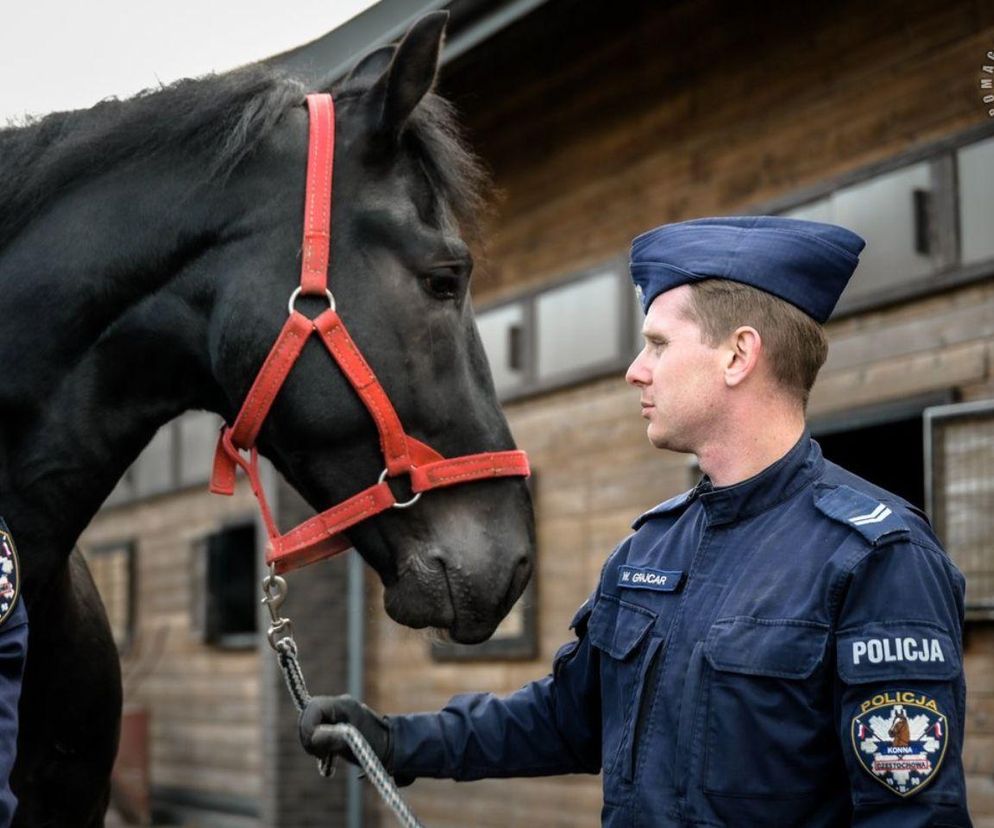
[365,0,994,825]
[79,482,264,815]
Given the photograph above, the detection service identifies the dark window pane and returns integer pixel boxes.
[204,524,257,643]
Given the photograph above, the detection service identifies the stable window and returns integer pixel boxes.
[193,522,258,648]
[784,161,951,312]
[773,127,994,317]
[133,425,175,498]
[535,271,623,381]
[957,135,994,266]
[476,303,527,397]
[475,259,636,401]
[107,410,224,506]
[83,540,136,652]
[816,413,926,510]
[178,410,221,487]
[926,400,994,621]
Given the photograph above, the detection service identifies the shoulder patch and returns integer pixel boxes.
[851,691,948,797]
[632,488,696,530]
[0,522,21,627]
[815,485,909,545]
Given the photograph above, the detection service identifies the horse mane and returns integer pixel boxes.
[0,64,489,250]
[0,65,303,250]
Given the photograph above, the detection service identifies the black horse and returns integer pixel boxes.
[0,13,534,826]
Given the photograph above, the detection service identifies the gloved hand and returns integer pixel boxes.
[299,695,392,770]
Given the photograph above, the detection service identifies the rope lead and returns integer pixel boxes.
[266,583,425,828]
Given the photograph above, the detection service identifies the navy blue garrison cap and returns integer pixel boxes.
[629,216,866,323]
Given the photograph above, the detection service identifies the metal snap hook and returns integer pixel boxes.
[378,468,422,509]
[288,286,336,316]
[261,572,287,621]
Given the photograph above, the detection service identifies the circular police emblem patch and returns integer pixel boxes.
[851,691,948,797]
[0,527,19,626]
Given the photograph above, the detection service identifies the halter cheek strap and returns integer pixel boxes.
[210,93,530,575]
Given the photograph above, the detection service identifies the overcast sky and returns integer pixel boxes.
[1,0,378,124]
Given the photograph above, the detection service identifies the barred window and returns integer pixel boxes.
[926,400,994,621]
[83,540,136,651]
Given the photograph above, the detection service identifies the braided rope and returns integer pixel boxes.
[274,637,425,828]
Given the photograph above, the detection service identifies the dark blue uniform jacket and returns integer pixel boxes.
[0,518,27,828]
[389,435,971,827]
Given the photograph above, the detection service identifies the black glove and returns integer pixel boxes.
[299,695,392,770]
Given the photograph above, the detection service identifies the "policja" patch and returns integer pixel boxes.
[851,691,948,797]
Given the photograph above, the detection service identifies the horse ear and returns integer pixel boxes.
[369,11,448,142]
[346,45,396,84]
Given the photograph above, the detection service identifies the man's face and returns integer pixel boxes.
[625,285,727,453]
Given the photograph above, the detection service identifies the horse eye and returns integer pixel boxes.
[422,268,463,301]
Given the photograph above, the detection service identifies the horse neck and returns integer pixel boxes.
[0,154,225,591]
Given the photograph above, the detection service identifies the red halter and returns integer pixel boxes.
[209,93,530,575]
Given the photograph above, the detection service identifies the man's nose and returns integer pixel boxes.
[626,349,649,386]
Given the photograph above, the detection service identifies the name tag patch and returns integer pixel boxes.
[851,691,948,797]
[618,566,684,592]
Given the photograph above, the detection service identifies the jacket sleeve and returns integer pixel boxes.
[834,534,972,828]
[389,596,602,782]
[0,598,27,828]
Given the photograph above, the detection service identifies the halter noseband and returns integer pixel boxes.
[209,93,530,575]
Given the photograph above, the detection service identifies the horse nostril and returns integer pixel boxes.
[503,554,532,611]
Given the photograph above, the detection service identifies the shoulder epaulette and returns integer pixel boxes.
[814,484,910,545]
[632,488,696,530]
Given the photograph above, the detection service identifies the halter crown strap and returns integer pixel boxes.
[300,94,335,295]
[210,93,529,575]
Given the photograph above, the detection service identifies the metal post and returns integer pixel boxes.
[347,548,365,828]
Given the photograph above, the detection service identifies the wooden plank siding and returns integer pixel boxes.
[78,482,264,807]
[366,0,994,824]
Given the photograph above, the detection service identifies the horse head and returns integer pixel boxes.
[206,13,534,643]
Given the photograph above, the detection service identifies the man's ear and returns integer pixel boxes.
[365,11,448,145]
[723,326,762,388]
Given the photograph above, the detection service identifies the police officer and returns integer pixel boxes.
[0,518,27,827]
[300,216,971,827]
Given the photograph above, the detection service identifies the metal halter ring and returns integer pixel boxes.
[288,286,336,316]
[378,468,422,509]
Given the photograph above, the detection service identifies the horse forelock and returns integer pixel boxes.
[335,78,492,241]
[407,91,492,242]
[0,65,305,251]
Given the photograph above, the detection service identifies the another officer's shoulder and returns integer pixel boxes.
[0,520,22,630]
[813,463,933,549]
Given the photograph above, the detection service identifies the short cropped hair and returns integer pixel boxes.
[681,279,828,408]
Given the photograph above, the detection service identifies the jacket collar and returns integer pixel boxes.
[697,430,822,526]
[633,431,822,530]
